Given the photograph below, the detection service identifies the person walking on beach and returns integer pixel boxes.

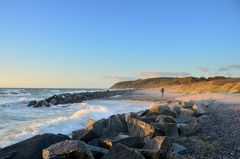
[161,88,165,98]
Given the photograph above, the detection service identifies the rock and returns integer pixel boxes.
[170,151,185,159]
[91,112,139,139]
[172,143,187,155]
[176,114,195,123]
[86,119,96,131]
[155,115,177,124]
[0,133,70,159]
[180,108,193,115]
[127,118,155,137]
[172,106,181,114]
[139,109,150,117]
[183,101,195,108]
[87,145,109,159]
[177,120,199,136]
[28,100,37,107]
[103,114,128,138]
[71,129,98,143]
[152,122,179,137]
[137,149,166,159]
[150,105,177,118]
[92,118,108,137]
[192,104,206,117]
[101,143,145,159]
[197,114,209,124]
[28,90,129,107]
[144,136,172,153]
[112,136,145,149]
[42,140,94,159]
[88,138,112,149]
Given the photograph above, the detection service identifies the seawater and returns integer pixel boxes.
[0,88,150,147]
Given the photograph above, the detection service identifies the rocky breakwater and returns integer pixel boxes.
[0,100,213,159]
[28,90,130,108]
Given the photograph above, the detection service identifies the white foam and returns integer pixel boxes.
[0,100,150,147]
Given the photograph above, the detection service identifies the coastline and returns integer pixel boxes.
[0,89,240,158]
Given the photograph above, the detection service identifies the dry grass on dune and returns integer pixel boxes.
[111,77,240,93]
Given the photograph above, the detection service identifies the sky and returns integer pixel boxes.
[0,0,240,88]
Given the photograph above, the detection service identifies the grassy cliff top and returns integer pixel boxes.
[111,76,240,93]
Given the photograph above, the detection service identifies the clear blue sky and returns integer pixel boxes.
[0,0,240,88]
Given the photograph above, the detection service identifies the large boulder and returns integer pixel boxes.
[143,136,172,153]
[91,112,139,139]
[87,145,109,159]
[127,118,155,137]
[42,140,94,159]
[155,115,177,124]
[88,138,112,149]
[177,119,199,136]
[0,133,70,159]
[150,105,177,118]
[152,122,179,137]
[71,129,98,143]
[112,136,145,149]
[101,143,145,159]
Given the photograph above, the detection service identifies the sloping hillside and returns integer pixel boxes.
[111,77,240,93]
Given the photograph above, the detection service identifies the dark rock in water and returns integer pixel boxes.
[127,118,155,137]
[0,133,70,159]
[112,136,145,149]
[27,100,37,107]
[28,90,129,108]
[71,129,98,143]
[101,143,145,159]
[42,140,94,159]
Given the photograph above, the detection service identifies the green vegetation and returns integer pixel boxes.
[111,77,240,93]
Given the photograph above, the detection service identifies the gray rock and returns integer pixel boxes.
[155,115,177,124]
[137,149,166,159]
[172,143,187,155]
[112,136,145,149]
[183,101,195,108]
[177,120,198,136]
[71,129,98,143]
[150,105,177,118]
[0,133,70,159]
[143,136,172,153]
[152,122,179,137]
[127,118,155,137]
[192,104,206,117]
[101,143,145,159]
[87,145,109,159]
[42,140,94,159]
[28,100,37,107]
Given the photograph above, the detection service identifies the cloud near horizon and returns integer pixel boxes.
[103,76,138,82]
[198,67,210,73]
[219,65,240,72]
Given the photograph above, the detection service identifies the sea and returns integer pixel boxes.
[0,88,150,148]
